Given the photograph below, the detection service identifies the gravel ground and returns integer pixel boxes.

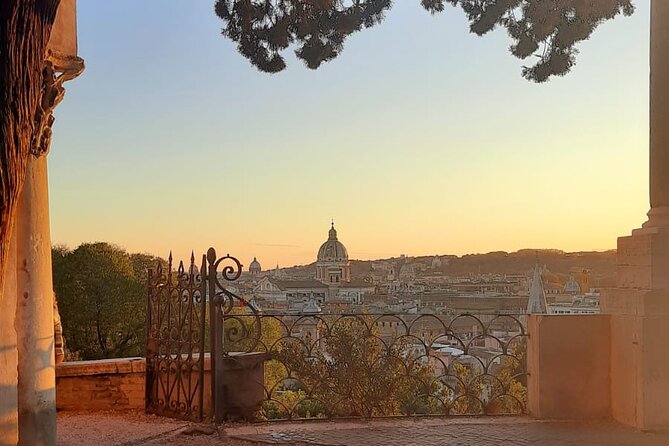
[56,411,298,446]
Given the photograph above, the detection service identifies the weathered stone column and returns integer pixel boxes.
[601,0,669,431]
[16,156,56,445]
[12,2,82,445]
[0,224,18,446]
[647,0,669,224]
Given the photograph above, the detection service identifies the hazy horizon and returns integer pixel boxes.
[52,239,616,269]
[50,1,650,267]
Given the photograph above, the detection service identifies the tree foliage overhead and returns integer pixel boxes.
[215,0,634,82]
[215,0,392,73]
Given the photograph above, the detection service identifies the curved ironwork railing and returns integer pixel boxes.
[147,248,528,423]
[219,310,527,421]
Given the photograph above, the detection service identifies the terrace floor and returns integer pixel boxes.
[57,411,669,446]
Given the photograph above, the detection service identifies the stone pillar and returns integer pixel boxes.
[601,0,669,431]
[648,0,669,220]
[0,224,18,446]
[2,1,81,442]
[16,156,56,446]
[10,3,82,444]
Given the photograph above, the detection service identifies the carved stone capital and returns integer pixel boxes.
[30,50,84,158]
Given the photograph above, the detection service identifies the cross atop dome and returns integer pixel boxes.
[329,220,338,240]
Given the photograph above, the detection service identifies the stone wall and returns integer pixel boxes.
[527,314,612,421]
[56,358,146,411]
[56,353,266,418]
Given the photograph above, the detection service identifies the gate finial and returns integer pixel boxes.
[207,247,217,265]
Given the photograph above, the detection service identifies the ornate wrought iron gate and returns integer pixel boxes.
[146,248,250,422]
[145,253,208,421]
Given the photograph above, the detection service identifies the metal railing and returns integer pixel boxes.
[221,311,528,420]
[146,250,528,422]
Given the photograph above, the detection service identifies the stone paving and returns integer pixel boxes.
[228,417,669,446]
[57,412,669,446]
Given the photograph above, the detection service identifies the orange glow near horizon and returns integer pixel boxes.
[49,1,650,267]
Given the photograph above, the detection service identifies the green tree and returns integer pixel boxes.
[264,316,436,419]
[245,314,528,420]
[487,342,528,414]
[52,243,163,360]
[215,0,634,82]
[446,362,485,415]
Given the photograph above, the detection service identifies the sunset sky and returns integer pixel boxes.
[50,1,650,268]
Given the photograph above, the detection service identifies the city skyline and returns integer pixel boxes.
[49,1,650,266]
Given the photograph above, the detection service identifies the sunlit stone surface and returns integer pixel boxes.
[602,0,669,431]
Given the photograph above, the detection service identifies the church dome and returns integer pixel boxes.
[563,275,581,294]
[317,223,348,262]
[249,257,262,274]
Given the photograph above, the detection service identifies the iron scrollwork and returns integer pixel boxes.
[206,248,262,346]
[145,253,207,421]
[206,248,262,422]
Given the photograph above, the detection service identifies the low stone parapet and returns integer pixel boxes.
[56,353,268,418]
[56,358,146,411]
